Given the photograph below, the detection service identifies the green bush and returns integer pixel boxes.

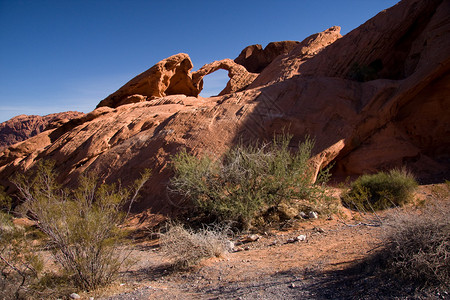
[169,135,331,229]
[342,169,418,211]
[13,161,150,291]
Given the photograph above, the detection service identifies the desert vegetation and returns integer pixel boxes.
[0,159,448,299]
[369,201,450,291]
[2,161,151,296]
[169,135,333,230]
[0,153,446,300]
[0,188,43,299]
[342,168,418,211]
[159,223,232,269]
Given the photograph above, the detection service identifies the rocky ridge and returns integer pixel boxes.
[234,40,300,73]
[0,0,448,212]
[0,111,84,151]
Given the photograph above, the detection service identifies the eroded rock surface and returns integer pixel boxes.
[234,41,300,73]
[97,55,260,109]
[97,53,198,108]
[1,0,448,212]
[249,26,342,88]
[192,59,258,95]
[0,111,84,151]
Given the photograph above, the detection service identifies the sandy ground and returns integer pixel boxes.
[62,184,450,299]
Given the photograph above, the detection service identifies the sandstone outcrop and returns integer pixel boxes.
[234,41,300,73]
[0,0,448,212]
[97,53,198,108]
[296,0,447,80]
[97,55,260,109]
[191,59,258,95]
[0,111,84,151]
[249,26,342,88]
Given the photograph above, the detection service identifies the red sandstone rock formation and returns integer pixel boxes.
[0,0,448,212]
[96,53,198,108]
[97,55,260,109]
[234,41,300,73]
[249,26,342,88]
[191,59,258,95]
[0,111,84,151]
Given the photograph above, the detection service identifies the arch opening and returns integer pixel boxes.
[199,69,229,98]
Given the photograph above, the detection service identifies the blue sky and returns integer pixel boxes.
[0,0,398,122]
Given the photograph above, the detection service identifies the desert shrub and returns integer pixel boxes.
[13,161,150,291]
[374,203,450,290]
[159,223,231,269]
[342,168,418,211]
[169,135,331,229]
[0,188,43,299]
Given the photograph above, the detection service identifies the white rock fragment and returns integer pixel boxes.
[308,211,319,219]
[296,235,307,241]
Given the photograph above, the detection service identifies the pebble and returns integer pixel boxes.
[242,234,260,243]
[309,211,319,219]
[296,235,307,241]
[298,211,307,219]
[227,240,235,251]
[69,293,80,299]
[314,227,325,233]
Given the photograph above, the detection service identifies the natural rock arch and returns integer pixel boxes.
[96,56,259,108]
[192,59,258,96]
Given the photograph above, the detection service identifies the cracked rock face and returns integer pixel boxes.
[1,0,449,211]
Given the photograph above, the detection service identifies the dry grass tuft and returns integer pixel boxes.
[159,223,231,269]
[375,201,450,290]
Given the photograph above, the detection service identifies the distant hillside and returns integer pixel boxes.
[0,111,84,151]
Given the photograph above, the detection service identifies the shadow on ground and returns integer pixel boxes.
[305,258,445,300]
[197,260,445,300]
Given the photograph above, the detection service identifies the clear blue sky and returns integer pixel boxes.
[0,0,398,122]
